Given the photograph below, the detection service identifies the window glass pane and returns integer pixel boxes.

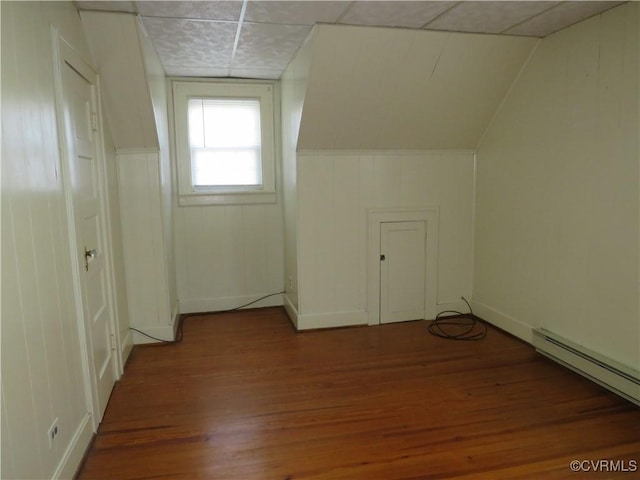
[203,100,260,148]
[188,99,205,148]
[192,148,262,186]
[188,98,262,188]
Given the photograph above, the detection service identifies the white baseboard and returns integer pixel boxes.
[436,298,474,316]
[283,294,299,329]
[120,330,133,364]
[131,324,176,344]
[52,412,93,480]
[296,310,368,331]
[179,293,283,315]
[469,299,533,343]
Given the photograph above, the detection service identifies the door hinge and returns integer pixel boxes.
[91,112,98,132]
[110,333,116,351]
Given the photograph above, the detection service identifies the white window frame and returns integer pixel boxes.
[173,80,276,206]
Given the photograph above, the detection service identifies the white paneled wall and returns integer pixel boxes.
[281,28,315,320]
[1,1,125,478]
[136,16,178,328]
[174,202,285,313]
[474,3,639,368]
[296,151,475,329]
[102,119,133,363]
[117,151,177,343]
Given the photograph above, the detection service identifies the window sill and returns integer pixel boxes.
[178,191,277,206]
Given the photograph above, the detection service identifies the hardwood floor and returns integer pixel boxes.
[77,307,639,479]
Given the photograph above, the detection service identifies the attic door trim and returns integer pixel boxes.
[367,207,439,326]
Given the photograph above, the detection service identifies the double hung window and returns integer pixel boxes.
[173,81,276,205]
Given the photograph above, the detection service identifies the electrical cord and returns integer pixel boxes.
[129,291,285,345]
[427,296,487,341]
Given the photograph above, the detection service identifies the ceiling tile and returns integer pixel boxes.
[230,68,283,80]
[339,1,454,28]
[142,18,237,68]
[504,1,625,37]
[232,23,312,70]
[136,1,242,21]
[244,1,351,25]
[75,1,137,13]
[164,66,230,77]
[425,1,560,34]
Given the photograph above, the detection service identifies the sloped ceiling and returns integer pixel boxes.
[80,11,159,150]
[297,25,538,150]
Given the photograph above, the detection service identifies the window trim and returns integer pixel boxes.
[172,80,276,206]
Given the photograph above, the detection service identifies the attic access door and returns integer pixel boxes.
[368,208,439,326]
[380,222,426,323]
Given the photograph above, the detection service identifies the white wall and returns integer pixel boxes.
[298,24,537,151]
[1,1,124,477]
[296,151,475,329]
[79,11,159,150]
[117,152,176,343]
[137,17,178,327]
[101,112,133,362]
[474,3,639,369]
[174,201,285,313]
[281,29,315,319]
[171,84,285,313]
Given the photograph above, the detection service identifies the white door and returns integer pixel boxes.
[380,221,426,323]
[59,42,116,422]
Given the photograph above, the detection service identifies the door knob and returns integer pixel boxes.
[84,247,96,271]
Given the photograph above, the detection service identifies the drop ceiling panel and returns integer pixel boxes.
[244,1,350,25]
[76,1,137,13]
[77,0,627,79]
[339,1,454,28]
[229,68,283,80]
[232,23,312,70]
[142,18,237,68]
[164,66,230,78]
[135,1,241,21]
[505,1,625,36]
[425,1,560,34]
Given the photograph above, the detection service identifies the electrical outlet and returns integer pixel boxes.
[48,419,59,448]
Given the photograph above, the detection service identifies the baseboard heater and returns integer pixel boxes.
[532,328,639,406]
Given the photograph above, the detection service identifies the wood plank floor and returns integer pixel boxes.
[77,307,639,479]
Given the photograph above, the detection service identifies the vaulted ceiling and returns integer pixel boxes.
[75,1,624,79]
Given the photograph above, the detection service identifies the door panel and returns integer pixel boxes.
[61,57,115,422]
[380,221,426,323]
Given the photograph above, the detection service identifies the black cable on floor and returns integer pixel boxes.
[427,296,487,341]
[129,291,285,345]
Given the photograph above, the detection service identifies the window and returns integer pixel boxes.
[173,81,276,205]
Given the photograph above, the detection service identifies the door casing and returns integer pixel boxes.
[52,29,121,429]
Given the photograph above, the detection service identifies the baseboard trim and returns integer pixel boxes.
[179,293,283,315]
[283,294,299,329]
[296,310,368,331]
[131,324,176,344]
[52,412,93,480]
[120,330,133,364]
[469,299,533,343]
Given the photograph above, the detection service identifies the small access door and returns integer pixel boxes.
[380,221,426,323]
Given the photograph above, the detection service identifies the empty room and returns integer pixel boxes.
[1,1,638,479]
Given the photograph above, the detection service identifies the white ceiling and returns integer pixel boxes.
[75,1,625,79]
